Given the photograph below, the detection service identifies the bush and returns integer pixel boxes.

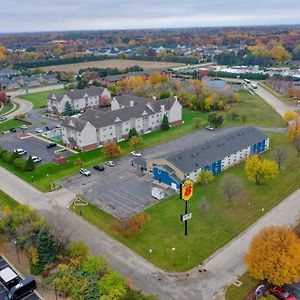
[2,152,13,163]
[13,157,27,171]
[0,148,7,158]
[30,263,44,276]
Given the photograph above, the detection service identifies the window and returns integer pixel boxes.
[104,128,106,131]
[109,126,112,129]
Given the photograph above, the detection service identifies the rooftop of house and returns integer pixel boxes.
[48,86,105,102]
[166,127,268,174]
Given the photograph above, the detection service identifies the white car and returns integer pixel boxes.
[131,151,142,157]
[35,128,43,133]
[105,161,115,167]
[20,125,28,130]
[13,148,27,155]
[0,116,7,122]
[60,116,65,120]
[31,156,42,163]
[80,168,91,176]
[55,124,61,128]
[205,125,215,131]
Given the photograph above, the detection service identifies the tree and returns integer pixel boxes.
[287,117,300,141]
[128,128,138,140]
[0,45,7,61]
[283,111,298,121]
[197,171,214,186]
[0,92,9,104]
[36,225,60,267]
[129,136,143,150]
[65,101,74,116]
[73,157,83,168]
[161,114,170,131]
[103,141,122,158]
[272,146,288,170]
[245,226,300,286]
[270,45,292,63]
[208,113,224,127]
[128,213,150,231]
[193,117,203,129]
[25,156,35,171]
[220,174,243,201]
[294,135,300,157]
[68,241,89,260]
[54,43,64,57]
[245,155,279,185]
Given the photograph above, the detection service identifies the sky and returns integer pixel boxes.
[0,0,300,33]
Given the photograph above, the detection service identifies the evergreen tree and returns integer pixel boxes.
[36,225,60,267]
[128,128,138,139]
[161,114,170,131]
[65,101,74,116]
[25,155,35,171]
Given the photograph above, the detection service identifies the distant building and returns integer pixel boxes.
[139,127,269,190]
[47,86,111,115]
[61,94,182,151]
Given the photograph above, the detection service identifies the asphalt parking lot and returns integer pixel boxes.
[61,128,234,219]
[0,133,73,164]
[0,256,39,300]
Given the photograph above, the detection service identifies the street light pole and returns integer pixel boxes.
[14,240,20,265]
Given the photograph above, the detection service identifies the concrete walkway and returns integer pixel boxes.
[1,164,300,300]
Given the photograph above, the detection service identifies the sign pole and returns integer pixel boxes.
[185,200,188,236]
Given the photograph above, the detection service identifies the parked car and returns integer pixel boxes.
[35,128,43,133]
[13,148,27,155]
[131,151,142,157]
[46,142,57,149]
[45,126,51,131]
[268,287,296,300]
[31,156,42,164]
[80,168,91,176]
[10,128,17,132]
[60,116,65,120]
[55,124,61,128]
[0,116,7,122]
[105,161,115,167]
[7,276,36,300]
[205,125,215,131]
[93,165,105,171]
[20,125,28,130]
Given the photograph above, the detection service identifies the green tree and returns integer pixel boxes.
[128,128,138,139]
[208,113,224,127]
[197,171,214,186]
[193,117,203,129]
[68,241,89,260]
[36,225,60,267]
[161,114,170,131]
[130,136,143,150]
[25,156,35,171]
[65,101,74,116]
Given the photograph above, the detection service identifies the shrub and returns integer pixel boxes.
[13,157,27,170]
[2,152,13,163]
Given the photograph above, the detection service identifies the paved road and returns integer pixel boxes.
[1,163,300,300]
[5,84,64,120]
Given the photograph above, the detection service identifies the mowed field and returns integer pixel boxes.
[42,59,184,73]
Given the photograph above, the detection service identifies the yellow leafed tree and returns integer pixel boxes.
[287,117,300,141]
[245,155,279,185]
[0,45,7,61]
[270,45,292,63]
[283,111,298,121]
[245,226,300,286]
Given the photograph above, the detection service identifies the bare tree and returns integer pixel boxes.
[294,135,300,157]
[220,174,243,201]
[272,145,288,170]
[198,196,210,219]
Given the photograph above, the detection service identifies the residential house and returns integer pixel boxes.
[61,94,182,151]
[47,86,111,115]
[137,127,269,190]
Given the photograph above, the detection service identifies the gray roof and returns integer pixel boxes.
[167,127,268,174]
[48,86,105,102]
[61,117,89,132]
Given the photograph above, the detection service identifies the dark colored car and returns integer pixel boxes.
[45,126,51,131]
[9,128,17,133]
[46,143,57,149]
[93,165,105,171]
[7,276,36,300]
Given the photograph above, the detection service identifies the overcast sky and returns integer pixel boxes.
[1,0,300,33]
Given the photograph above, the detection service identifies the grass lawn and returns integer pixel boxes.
[0,102,14,115]
[0,119,27,131]
[71,132,300,271]
[226,273,276,300]
[221,90,286,128]
[0,190,19,210]
[19,88,66,109]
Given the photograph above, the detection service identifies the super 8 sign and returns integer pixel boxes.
[180,179,193,201]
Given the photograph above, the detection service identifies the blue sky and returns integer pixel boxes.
[1,0,300,33]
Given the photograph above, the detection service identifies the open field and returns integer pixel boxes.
[0,102,14,115]
[0,190,19,210]
[19,88,66,109]
[0,90,286,192]
[42,59,184,73]
[71,132,300,271]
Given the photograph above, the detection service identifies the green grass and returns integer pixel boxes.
[0,190,19,210]
[19,88,66,109]
[0,119,27,131]
[0,102,14,115]
[221,90,286,128]
[71,132,300,271]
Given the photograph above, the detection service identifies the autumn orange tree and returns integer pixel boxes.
[103,141,122,158]
[245,155,279,185]
[245,226,300,286]
[287,117,300,141]
[283,111,298,122]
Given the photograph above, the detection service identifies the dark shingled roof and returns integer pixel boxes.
[47,86,105,102]
[167,127,268,174]
[61,117,89,132]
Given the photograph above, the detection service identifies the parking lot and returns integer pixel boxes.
[0,132,73,164]
[0,256,39,300]
[61,128,232,219]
